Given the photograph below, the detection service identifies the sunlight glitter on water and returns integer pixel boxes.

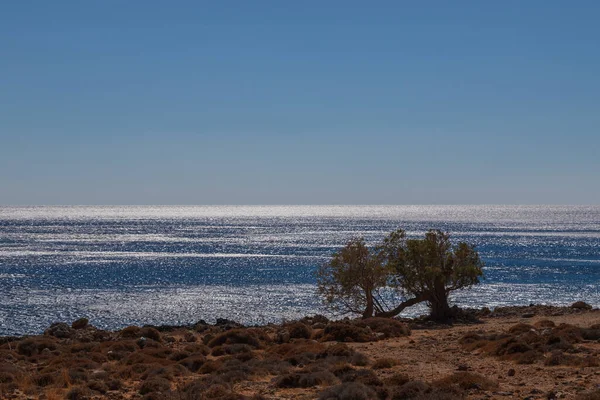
[1,205,599,335]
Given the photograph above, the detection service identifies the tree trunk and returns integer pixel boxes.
[428,280,453,321]
[362,292,374,319]
[374,293,428,318]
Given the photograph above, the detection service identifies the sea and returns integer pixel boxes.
[0,205,599,336]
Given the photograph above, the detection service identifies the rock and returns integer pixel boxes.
[457,364,470,371]
[71,318,89,330]
[570,301,592,310]
[507,368,516,376]
[45,322,74,338]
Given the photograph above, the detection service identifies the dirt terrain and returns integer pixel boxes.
[1,304,599,400]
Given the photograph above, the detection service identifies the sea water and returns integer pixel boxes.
[1,205,599,335]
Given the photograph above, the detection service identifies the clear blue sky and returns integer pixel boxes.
[1,1,598,205]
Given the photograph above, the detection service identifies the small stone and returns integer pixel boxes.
[507,368,516,376]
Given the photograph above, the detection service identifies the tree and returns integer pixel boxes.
[317,229,484,321]
[316,238,388,318]
[378,229,484,321]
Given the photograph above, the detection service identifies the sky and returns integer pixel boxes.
[1,1,599,205]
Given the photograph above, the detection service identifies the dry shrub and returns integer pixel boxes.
[372,357,397,369]
[535,319,556,328]
[434,371,498,391]
[184,343,211,355]
[199,360,224,374]
[65,386,92,400]
[142,347,172,359]
[317,343,369,366]
[118,363,161,380]
[141,364,189,381]
[168,351,190,361]
[109,340,139,353]
[184,331,197,342]
[107,379,122,391]
[329,363,355,378]
[581,327,600,340]
[140,327,162,342]
[16,338,57,357]
[269,340,326,366]
[321,323,376,343]
[384,373,410,386]
[577,389,600,400]
[321,343,354,358]
[508,323,535,335]
[458,332,486,351]
[496,338,533,356]
[515,350,540,364]
[246,357,291,376]
[571,301,593,310]
[0,363,22,384]
[124,352,170,366]
[271,340,326,357]
[287,322,313,339]
[389,381,431,399]
[179,354,207,372]
[208,329,263,348]
[87,380,108,394]
[230,352,254,364]
[71,318,89,330]
[33,373,55,387]
[70,343,95,354]
[544,350,599,367]
[459,321,599,366]
[120,326,141,338]
[68,367,89,384]
[139,377,171,395]
[318,382,378,400]
[181,376,231,398]
[274,370,338,388]
[212,344,254,356]
[356,318,411,338]
[339,368,382,387]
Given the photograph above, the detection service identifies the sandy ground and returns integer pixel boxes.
[243,311,600,399]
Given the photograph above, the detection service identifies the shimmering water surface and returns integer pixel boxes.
[1,205,599,335]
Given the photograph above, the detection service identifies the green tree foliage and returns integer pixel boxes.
[317,229,484,321]
[316,238,388,319]
[379,229,484,320]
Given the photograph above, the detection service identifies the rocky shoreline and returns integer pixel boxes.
[0,303,599,399]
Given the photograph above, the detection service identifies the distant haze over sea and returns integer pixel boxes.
[1,205,599,335]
